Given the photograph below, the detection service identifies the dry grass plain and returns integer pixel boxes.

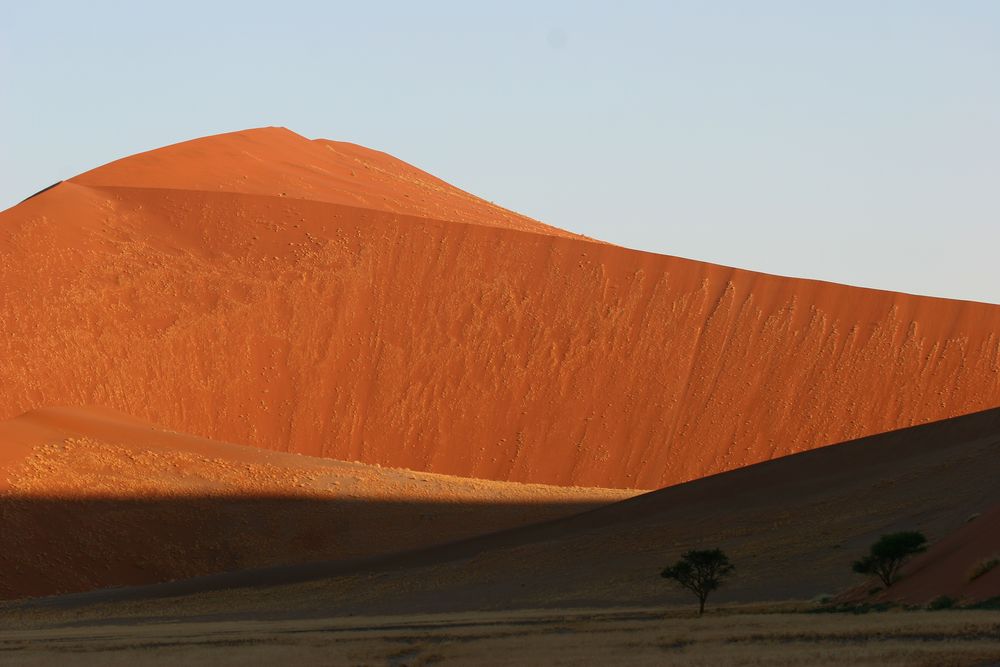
[1,606,999,666]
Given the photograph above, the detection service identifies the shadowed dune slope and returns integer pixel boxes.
[26,407,999,617]
[3,127,1000,488]
[0,407,633,599]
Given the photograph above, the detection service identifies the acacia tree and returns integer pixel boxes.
[852,531,927,587]
[660,549,735,616]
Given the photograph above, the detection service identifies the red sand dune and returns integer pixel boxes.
[22,407,1000,615]
[868,505,1000,605]
[69,128,583,239]
[3,127,1000,489]
[0,407,631,599]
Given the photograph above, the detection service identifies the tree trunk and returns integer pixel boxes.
[698,596,705,616]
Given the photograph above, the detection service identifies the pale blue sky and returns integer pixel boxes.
[3,1,998,303]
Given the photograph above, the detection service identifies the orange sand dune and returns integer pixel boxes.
[868,505,1000,605]
[18,407,999,615]
[0,407,632,599]
[71,126,581,238]
[3,127,1000,489]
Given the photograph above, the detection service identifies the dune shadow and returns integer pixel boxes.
[0,494,609,602]
[8,408,1000,616]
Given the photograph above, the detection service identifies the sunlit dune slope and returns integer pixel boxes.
[70,126,580,238]
[3,127,1000,488]
[32,407,998,617]
[0,407,632,599]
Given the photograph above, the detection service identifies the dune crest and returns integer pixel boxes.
[69,127,581,238]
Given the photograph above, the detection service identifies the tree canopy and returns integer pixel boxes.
[661,548,735,616]
[852,531,927,587]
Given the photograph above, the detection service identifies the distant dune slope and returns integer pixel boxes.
[29,407,998,617]
[0,407,632,599]
[2,127,1000,488]
[863,504,1000,605]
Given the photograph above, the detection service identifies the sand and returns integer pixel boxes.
[10,406,998,621]
[860,504,1000,605]
[0,129,997,666]
[71,127,583,238]
[0,407,634,599]
[3,128,1000,489]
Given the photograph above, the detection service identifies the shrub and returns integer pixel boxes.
[967,596,1000,610]
[927,595,956,610]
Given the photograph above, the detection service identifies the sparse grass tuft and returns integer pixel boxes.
[805,601,896,615]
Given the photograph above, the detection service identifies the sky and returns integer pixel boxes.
[2,1,999,303]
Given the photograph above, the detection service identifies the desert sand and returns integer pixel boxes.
[866,504,1000,605]
[2,129,1000,665]
[0,406,633,599]
[2,128,1000,490]
[3,409,999,665]
[9,405,999,621]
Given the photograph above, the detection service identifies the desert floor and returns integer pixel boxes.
[2,605,999,666]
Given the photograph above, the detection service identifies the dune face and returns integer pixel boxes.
[0,407,631,599]
[19,407,1000,616]
[865,505,1000,605]
[3,127,1000,489]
